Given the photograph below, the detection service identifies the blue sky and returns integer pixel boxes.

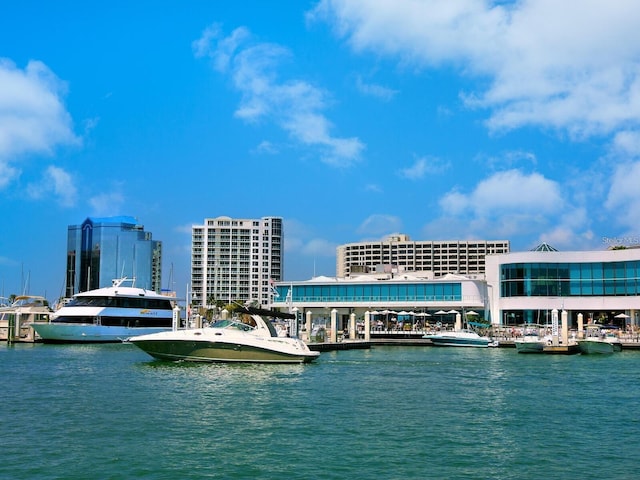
[2,0,640,300]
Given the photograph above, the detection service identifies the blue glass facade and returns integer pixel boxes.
[273,282,462,304]
[501,261,640,297]
[66,217,162,296]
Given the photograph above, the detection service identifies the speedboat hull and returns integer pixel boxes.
[428,336,491,347]
[424,330,492,348]
[514,340,545,353]
[578,339,620,355]
[32,323,171,343]
[129,337,319,363]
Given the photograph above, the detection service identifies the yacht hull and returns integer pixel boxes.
[130,338,319,364]
[32,323,171,343]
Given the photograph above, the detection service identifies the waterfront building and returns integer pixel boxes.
[272,271,487,331]
[191,216,283,309]
[484,244,640,329]
[66,216,162,296]
[272,243,640,333]
[337,234,509,278]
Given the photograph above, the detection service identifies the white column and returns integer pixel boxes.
[577,313,584,339]
[349,313,356,340]
[330,309,338,343]
[305,310,312,342]
[561,310,569,346]
[364,311,371,341]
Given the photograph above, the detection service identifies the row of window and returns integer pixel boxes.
[501,261,640,297]
[273,283,462,303]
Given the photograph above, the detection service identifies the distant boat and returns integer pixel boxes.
[578,325,623,355]
[32,278,175,343]
[514,324,551,354]
[0,295,53,343]
[423,329,495,348]
[128,306,320,364]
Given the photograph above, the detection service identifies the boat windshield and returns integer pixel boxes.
[210,319,255,332]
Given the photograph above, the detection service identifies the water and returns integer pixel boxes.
[2,343,639,479]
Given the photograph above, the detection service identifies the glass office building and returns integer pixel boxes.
[485,246,640,327]
[66,216,162,296]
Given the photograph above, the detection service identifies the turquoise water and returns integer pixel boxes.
[2,343,639,479]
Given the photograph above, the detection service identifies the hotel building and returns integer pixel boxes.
[65,216,162,296]
[191,216,283,309]
[337,235,510,278]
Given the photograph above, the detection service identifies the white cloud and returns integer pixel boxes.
[398,155,449,180]
[611,130,640,158]
[355,75,398,101]
[441,169,562,217]
[310,0,640,138]
[605,161,640,229]
[424,169,567,240]
[0,59,79,165]
[89,191,125,217]
[357,214,403,236]
[0,162,19,189]
[193,25,364,167]
[302,238,338,256]
[26,165,77,207]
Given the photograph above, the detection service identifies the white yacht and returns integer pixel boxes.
[32,278,175,343]
[423,329,495,347]
[128,306,320,364]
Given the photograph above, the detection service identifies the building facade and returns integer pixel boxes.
[484,246,640,328]
[66,216,162,296]
[272,272,487,331]
[191,216,283,309]
[272,245,640,333]
[337,234,510,278]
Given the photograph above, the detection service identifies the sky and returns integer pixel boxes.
[2,0,640,301]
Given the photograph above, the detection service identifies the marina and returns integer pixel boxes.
[2,341,640,479]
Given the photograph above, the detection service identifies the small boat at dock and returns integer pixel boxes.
[578,325,623,354]
[423,329,495,347]
[0,295,53,343]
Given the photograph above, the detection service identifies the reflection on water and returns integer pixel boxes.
[2,343,640,479]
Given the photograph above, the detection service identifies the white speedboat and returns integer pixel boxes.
[128,307,320,364]
[578,326,623,354]
[0,295,53,342]
[514,326,551,354]
[31,278,175,343]
[423,329,494,348]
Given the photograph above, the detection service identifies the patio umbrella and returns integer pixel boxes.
[447,309,459,314]
[466,310,479,316]
[614,313,630,319]
[435,310,448,315]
